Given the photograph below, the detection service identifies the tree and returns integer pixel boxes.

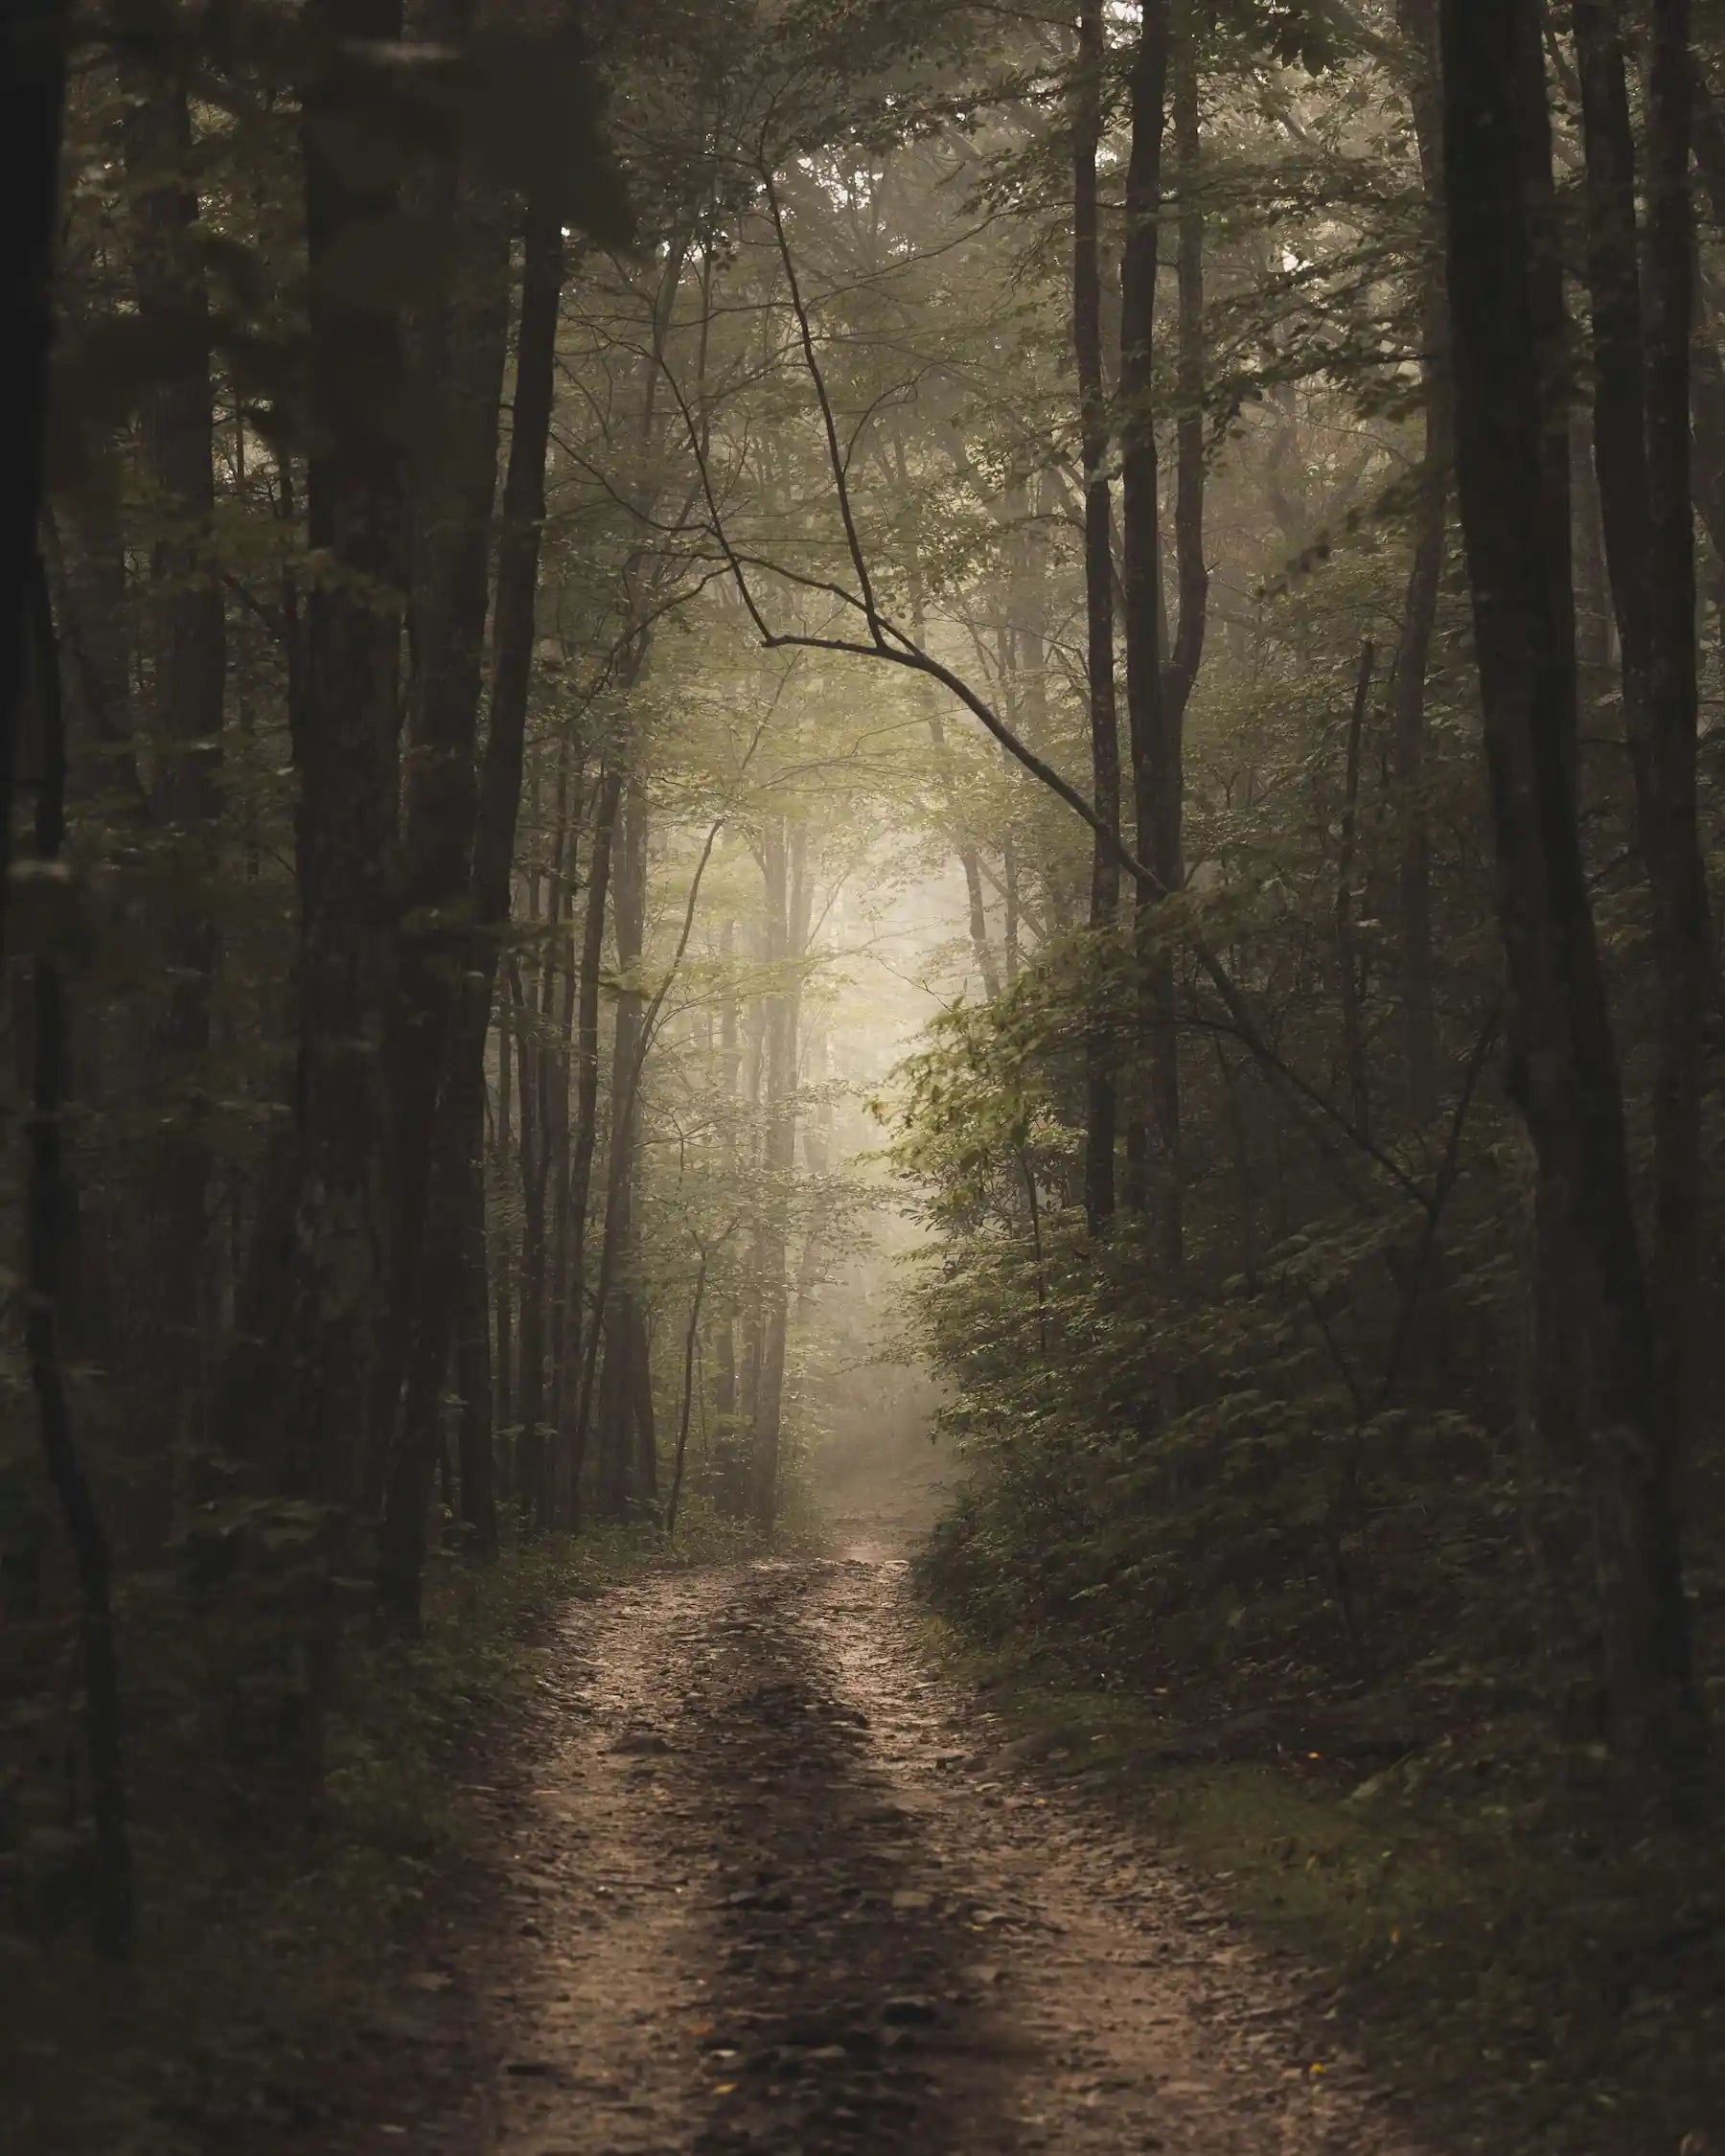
[1439,0,1700,1794]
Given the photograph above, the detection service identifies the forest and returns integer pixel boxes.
[5,0,1725,2151]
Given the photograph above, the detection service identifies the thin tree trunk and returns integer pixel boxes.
[1075,0,1119,1232]
[543,761,583,1492]
[511,952,549,1525]
[1393,0,1447,1128]
[555,764,621,1526]
[712,920,742,1510]
[0,0,67,908]
[665,1249,711,1537]
[454,1135,497,1559]
[494,981,515,1465]
[1335,643,1374,1140]
[27,564,133,1960]
[591,773,649,1520]
[1119,0,1180,1271]
[630,1296,658,1508]
[750,820,809,1529]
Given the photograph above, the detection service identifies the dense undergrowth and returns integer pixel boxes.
[894,881,1725,2151]
[0,1523,735,2156]
[925,1620,1725,2156]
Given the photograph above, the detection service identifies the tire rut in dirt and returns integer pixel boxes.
[686,1561,1017,2155]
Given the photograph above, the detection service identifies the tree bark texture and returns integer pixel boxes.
[1392,0,1447,1129]
[123,62,228,1550]
[1439,0,1700,1795]
[378,198,564,1627]
[284,0,408,1545]
[1073,4,1121,1231]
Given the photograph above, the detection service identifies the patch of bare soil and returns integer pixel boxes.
[275,1546,1435,2155]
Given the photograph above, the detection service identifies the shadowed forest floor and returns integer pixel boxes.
[261,1530,1432,2156]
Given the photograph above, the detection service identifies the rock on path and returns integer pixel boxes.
[291,1546,1432,2155]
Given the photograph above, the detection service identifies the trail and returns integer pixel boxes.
[302,1543,1430,2156]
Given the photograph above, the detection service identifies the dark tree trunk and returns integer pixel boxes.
[1393,0,1447,1129]
[454,1137,497,1559]
[512,953,550,1524]
[1572,0,1711,1677]
[378,200,564,1628]
[1118,0,1181,1273]
[1439,0,1701,1796]
[1335,643,1375,1140]
[750,820,809,1530]
[712,920,743,1512]
[591,773,649,1521]
[1641,0,1711,1586]
[493,982,516,1466]
[374,118,508,1482]
[1073,2,1121,1232]
[542,753,582,1501]
[47,494,136,803]
[26,566,134,1960]
[665,1249,711,1537]
[630,1296,658,1508]
[0,0,66,899]
[555,764,621,1526]
[123,64,227,1550]
[280,0,407,1559]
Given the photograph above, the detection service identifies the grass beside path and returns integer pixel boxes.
[927,1621,1724,2156]
[4,1521,748,2156]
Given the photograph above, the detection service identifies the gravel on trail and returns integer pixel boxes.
[295,1542,1432,2156]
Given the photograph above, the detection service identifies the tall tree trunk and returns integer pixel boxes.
[629,1296,658,1509]
[750,819,809,1530]
[0,0,67,906]
[712,919,743,1511]
[1074,0,1120,1232]
[1572,0,1711,1658]
[378,200,563,1627]
[1119,0,1182,1275]
[27,564,134,1959]
[454,1135,497,1559]
[1335,643,1375,1140]
[555,763,620,1526]
[543,761,582,1498]
[665,1247,711,1537]
[375,116,507,1484]
[1393,0,1447,1128]
[1642,0,1711,1603]
[281,0,407,1605]
[511,952,549,1524]
[1440,0,1701,1796]
[493,979,515,1469]
[123,63,227,1549]
[588,770,650,1522]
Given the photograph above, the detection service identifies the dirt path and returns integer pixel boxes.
[305,1546,1431,2155]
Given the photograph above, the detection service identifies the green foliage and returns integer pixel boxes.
[928,1628,1725,2155]
[0,1531,659,2156]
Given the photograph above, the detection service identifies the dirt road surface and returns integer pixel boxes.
[304,1543,1431,2155]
